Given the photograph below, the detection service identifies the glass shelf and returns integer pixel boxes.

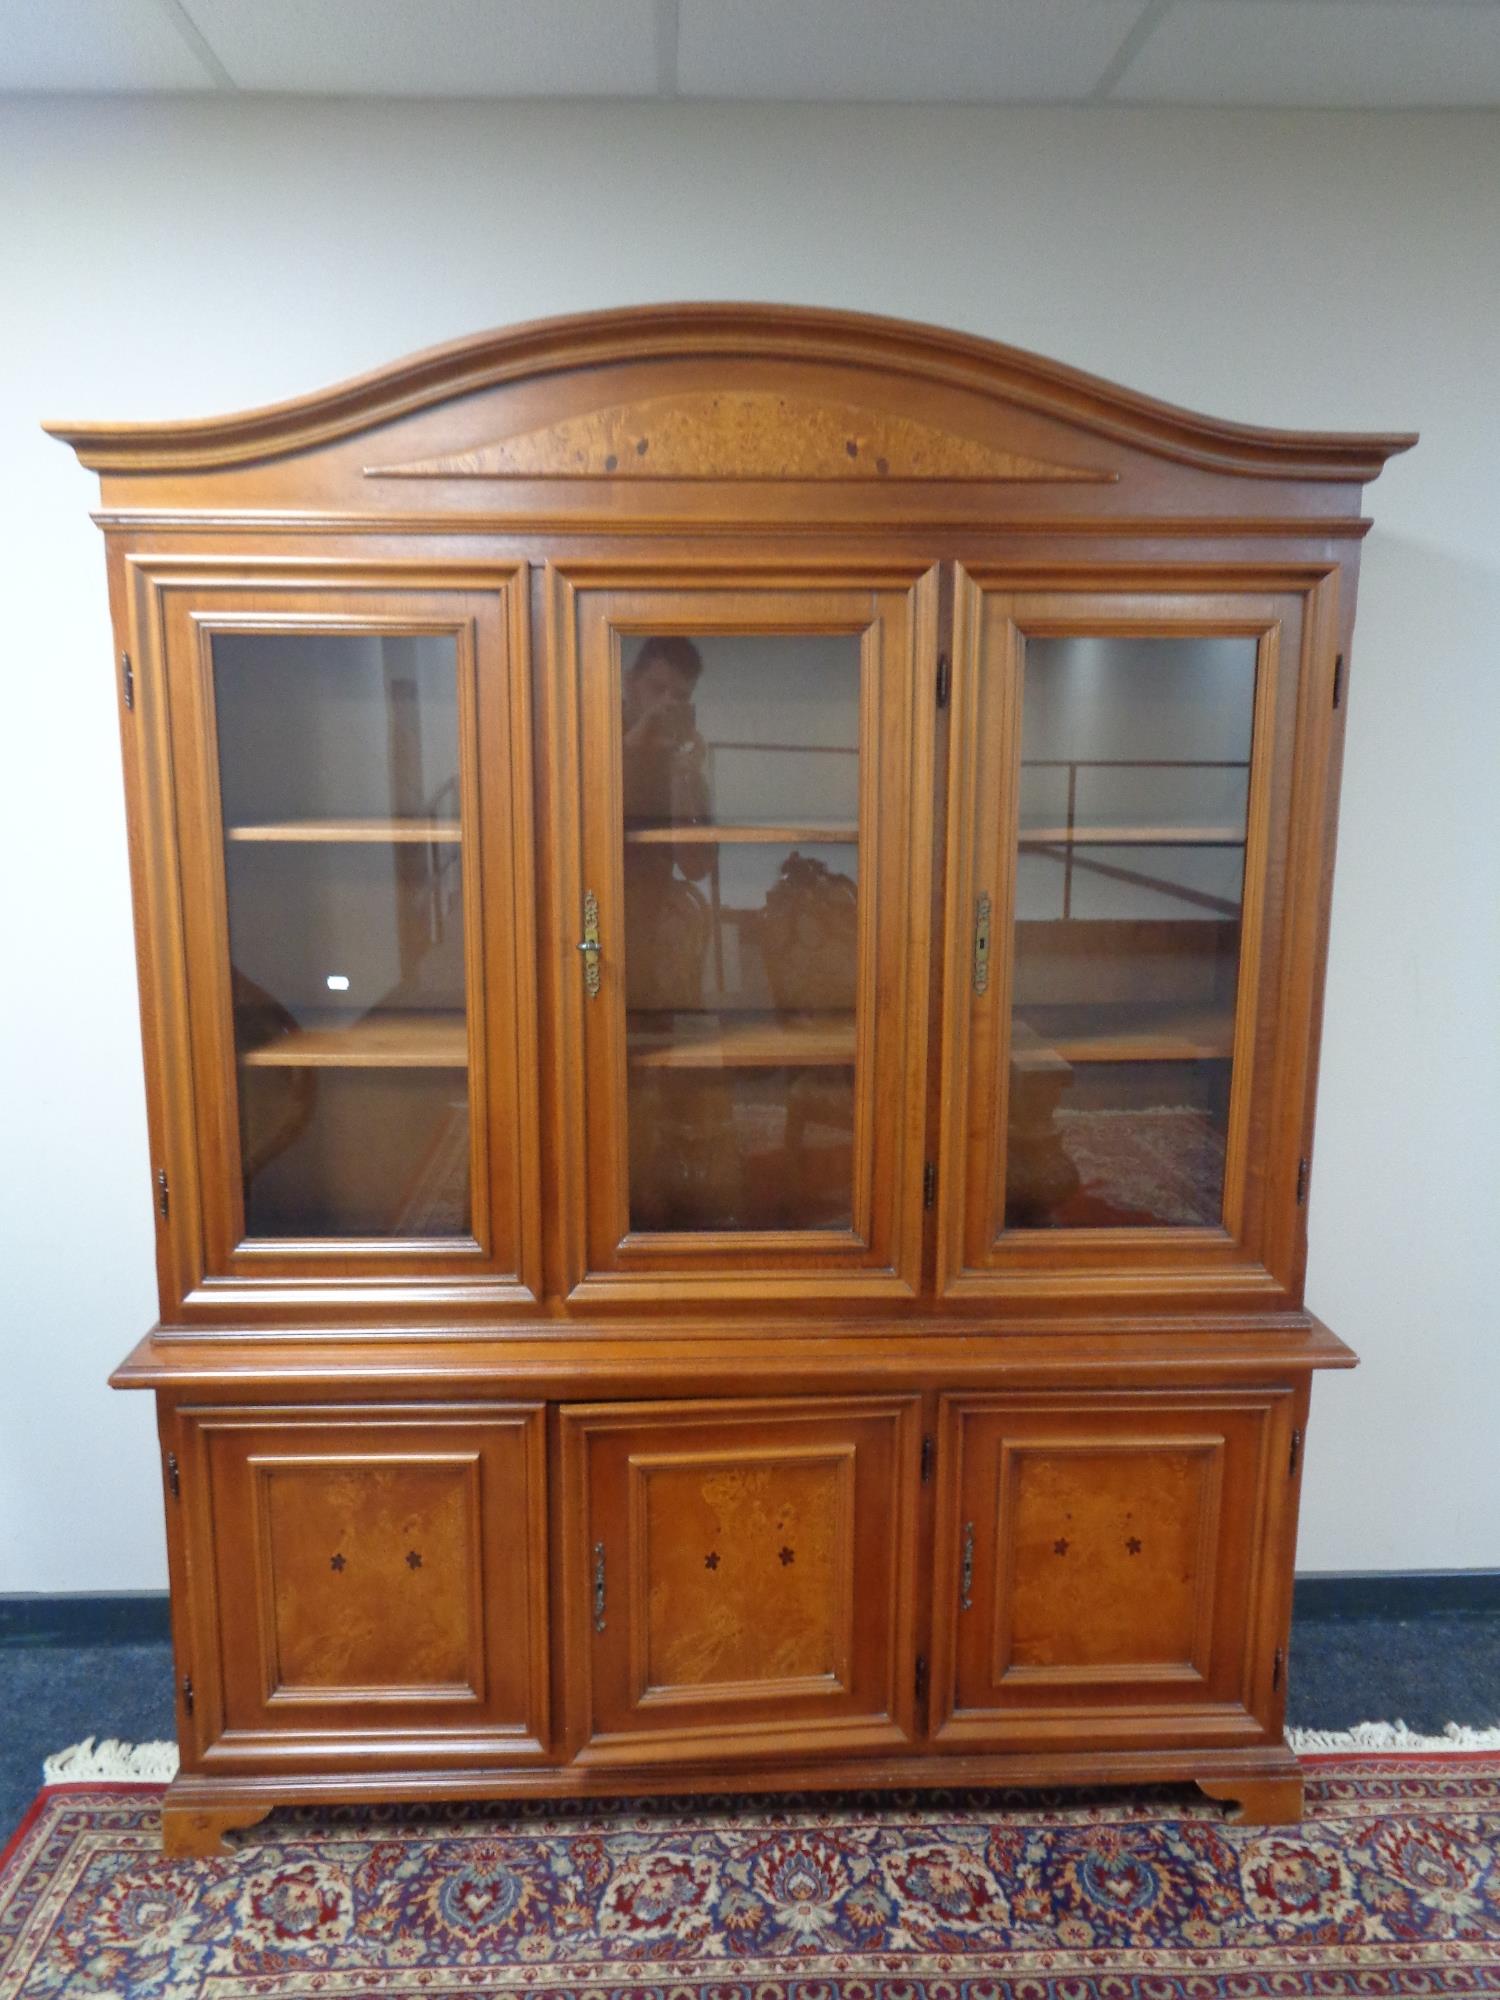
[239,1011,469,1069]
[1018,825,1245,848]
[1011,1003,1234,1068]
[226,818,461,845]
[627,1009,856,1070]
[624,821,859,845]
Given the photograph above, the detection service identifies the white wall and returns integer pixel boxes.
[1,96,1495,1592]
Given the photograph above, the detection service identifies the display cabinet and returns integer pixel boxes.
[49,303,1412,1855]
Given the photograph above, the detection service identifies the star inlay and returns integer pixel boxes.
[406,1550,423,1570]
[1053,1537,1069,1556]
[330,1553,346,1573]
[704,1551,720,1570]
[1126,1536,1142,1555]
[778,1546,795,1566]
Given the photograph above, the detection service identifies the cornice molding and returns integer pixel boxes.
[45,302,1417,482]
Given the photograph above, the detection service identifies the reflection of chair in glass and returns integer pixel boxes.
[624,871,737,1229]
[762,852,858,1010]
[390,1094,471,1236]
[232,968,318,1180]
[624,870,713,1013]
[629,1073,747,1231]
[762,852,858,1218]
[1004,1029,1081,1228]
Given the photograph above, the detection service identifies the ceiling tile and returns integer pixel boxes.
[1115,0,1500,108]
[179,0,660,96]
[677,0,1152,102]
[0,0,217,91]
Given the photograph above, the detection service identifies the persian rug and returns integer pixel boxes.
[5,1759,1500,1998]
[1054,1105,1227,1229]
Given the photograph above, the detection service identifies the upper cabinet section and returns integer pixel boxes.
[47,302,1414,534]
[50,305,1413,1330]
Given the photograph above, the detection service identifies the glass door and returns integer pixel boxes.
[163,579,539,1310]
[554,568,937,1302]
[940,577,1316,1302]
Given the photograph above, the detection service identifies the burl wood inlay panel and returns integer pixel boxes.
[185,1406,550,1754]
[634,1448,855,1697]
[563,1396,918,1759]
[997,1439,1223,1680]
[934,1392,1286,1745]
[372,391,1106,482]
[254,1454,481,1696]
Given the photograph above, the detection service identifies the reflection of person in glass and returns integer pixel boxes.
[621,635,710,834]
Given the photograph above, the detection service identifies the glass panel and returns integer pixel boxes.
[1006,635,1256,1230]
[619,633,861,1233]
[213,631,470,1239]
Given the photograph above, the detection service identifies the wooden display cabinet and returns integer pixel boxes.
[48,303,1412,1855]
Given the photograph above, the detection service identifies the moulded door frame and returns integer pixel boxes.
[545,558,941,1308]
[937,564,1343,1310]
[130,557,544,1321]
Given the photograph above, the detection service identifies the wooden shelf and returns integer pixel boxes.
[625,822,858,845]
[1012,1004,1234,1068]
[240,1011,469,1069]
[226,819,462,844]
[628,1011,857,1070]
[1018,825,1244,848]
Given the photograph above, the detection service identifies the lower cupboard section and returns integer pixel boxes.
[166,1386,1300,1784]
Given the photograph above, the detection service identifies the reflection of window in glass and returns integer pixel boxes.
[619,632,862,1234]
[213,632,470,1239]
[1006,636,1257,1232]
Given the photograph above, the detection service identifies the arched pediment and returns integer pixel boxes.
[46,302,1415,487]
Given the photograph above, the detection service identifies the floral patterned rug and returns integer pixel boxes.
[3,1762,1499,1998]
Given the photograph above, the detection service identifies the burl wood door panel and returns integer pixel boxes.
[561,1397,921,1765]
[930,1391,1296,1752]
[178,1405,549,1768]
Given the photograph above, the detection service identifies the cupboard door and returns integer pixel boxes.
[561,1397,921,1763]
[939,574,1337,1307]
[930,1391,1295,1751]
[156,573,540,1316]
[177,1405,549,1767]
[549,565,938,1304]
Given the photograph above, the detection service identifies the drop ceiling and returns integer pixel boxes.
[4,0,1499,107]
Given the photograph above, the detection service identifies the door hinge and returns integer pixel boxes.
[155,1168,170,1221]
[1296,1157,1309,1207]
[1332,652,1345,710]
[1272,1645,1285,1693]
[923,1163,937,1209]
[914,1653,928,1702]
[936,652,951,709]
[920,1433,935,1483]
[181,1674,195,1716]
[1289,1426,1302,1479]
[165,1451,180,1499]
[120,652,135,712]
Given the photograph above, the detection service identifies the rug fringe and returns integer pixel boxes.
[36,1722,1499,1789]
[1288,1720,1500,1753]
[42,1737,180,1784]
